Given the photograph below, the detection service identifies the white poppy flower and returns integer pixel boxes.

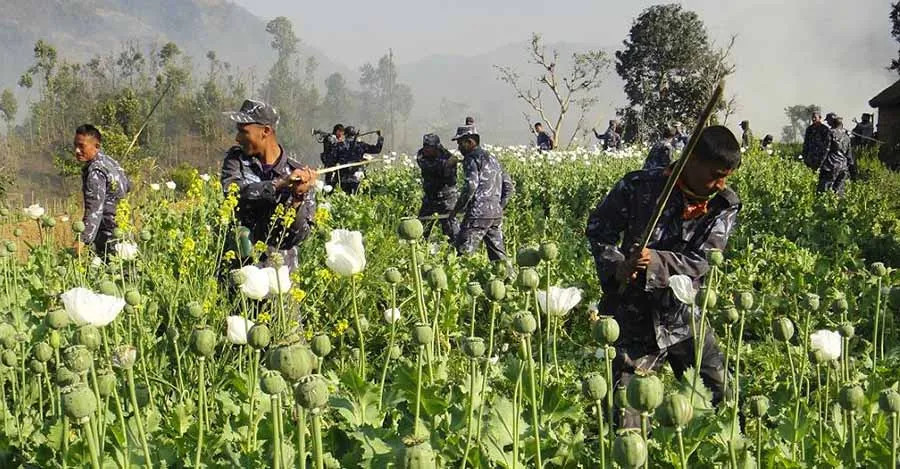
[24,204,45,220]
[114,242,139,261]
[61,287,125,327]
[353,171,364,180]
[91,257,104,267]
[165,181,177,190]
[668,275,697,305]
[199,174,211,182]
[150,183,161,191]
[236,265,270,300]
[315,179,325,191]
[264,265,292,295]
[324,185,333,194]
[810,329,841,361]
[383,308,401,324]
[536,286,583,316]
[225,315,255,345]
[325,229,366,276]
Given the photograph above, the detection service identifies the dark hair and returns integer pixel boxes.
[333,124,344,133]
[75,124,102,143]
[693,125,741,169]
[662,125,676,139]
[465,116,475,125]
[832,117,843,128]
[534,122,542,128]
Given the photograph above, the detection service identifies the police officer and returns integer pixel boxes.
[416,133,460,241]
[335,126,383,194]
[673,121,690,151]
[586,125,741,428]
[220,99,317,271]
[321,124,345,187]
[852,113,875,148]
[73,124,131,257]
[761,134,774,151]
[739,120,754,149]
[642,125,676,170]
[534,122,554,151]
[465,116,475,126]
[450,125,515,262]
[593,120,621,151]
[818,116,852,194]
[802,112,829,170]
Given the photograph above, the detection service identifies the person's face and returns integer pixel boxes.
[534,125,542,133]
[457,137,477,154]
[73,133,100,163]
[682,156,734,197]
[335,129,344,140]
[812,114,822,125]
[423,146,439,158]
[235,123,270,156]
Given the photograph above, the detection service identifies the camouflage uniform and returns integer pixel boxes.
[673,130,690,151]
[741,129,754,149]
[594,125,621,151]
[586,167,740,427]
[220,145,316,270]
[80,152,130,255]
[452,128,515,261]
[642,139,674,170]
[335,135,383,194]
[417,135,460,241]
[802,122,830,170]
[536,130,554,152]
[817,127,852,195]
[320,134,341,187]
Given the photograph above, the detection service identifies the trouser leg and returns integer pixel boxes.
[666,329,727,405]
[482,220,507,261]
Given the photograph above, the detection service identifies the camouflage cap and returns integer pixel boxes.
[225,99,280,127]
[465,116,475,125]
[451,125,479,141]
[423,133,441,147]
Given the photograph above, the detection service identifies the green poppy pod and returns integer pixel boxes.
[0,350,15,367]
[33,342,53,362]
[268,344,316,382]
[871,262,888,277]
[384,267,403,284]
[581,372,608,401]
[62,383,97,422]
[515,247,542,267]
[247,324,272,350]
[612,431,648,469]
[98,280,118,296]
[75,325,102,351]
[485,279,506,302]
[659,393,693,428]
[538,241,559,261]
[736,291,754,311]
[878,389,900,414]
[413,249,425,265]
[593,316,620,346]
[49,330,61,348]
[614,384,630,409]
[112,345,137,369]
[839,384,865,411]
[112,228,125,238]
[772,317,795,342]
[186,301,204,319]
[698,286,717,308]
[398,219,424,241]
[311,334,332,358]
[413,324,434,347]
[426,266,448,290]
[389,345,402,360]
[55,266,67,277]
[626,373,664,413]
[260,369,287,395]
[838,322,855,339]
[63,345,93,373]
[706,249,724,267]
[124,290,141,306]
[56,366,80,387]
[517,268,540,290]
[723,306,740,324]
[803,293,820,311]
[747,395,769,418]
[166,327,179,341]
[294,374,330,410]
[0,323,15,348]
[466,282,483,298]
[810,348,829,365]
[511,312,537,335]
[29,359,45,373]
[191,328,217,358]
[832,296,849,313]
[140,229,152,241]
[400,442,437,469]
[462,337,486,359]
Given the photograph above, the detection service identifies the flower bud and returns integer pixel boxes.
[112,228,125,238]
[593,316,620,346]
[538,241,559,261]
[260,369,287,395]
[466,282,483,298]
[612,431,647,469]
[98,280,118,296]
[462,337,486,359]
[63,345,93,373]
[485,279,506,302]
[413,324,433,347]
[62,383,97,422]
[56,366,80,386]
[29,359,45,373]
[511,312,537,335]
[294,374,329,410]
[747,395,769,418]
[706,249,724,267]
[517,268,540,290]
[166,327,179,340]
[383,308,402,325]
[878,389,900,414]
[124,290,141,306]
[43,216,57,228]
[49,330,61,348]
[804,293,820,311]
[311,334,332,358]
[838,322,855,339]
[723,306,740,324]
[839,384,865,411]
[389,345,402,360]
[400,442,437,469]
[870,262,888,277]
[698,286,717,309]
[140,229,152,241]
[268,344,316,382]
[810,348,829,365]
[186,301,204,320]
[398,219,424,241]
[736,291,754,311]
[515,247,541,267]
[581,372,607,401]
[626,373,664,413]
[658,393,693,428]
[191,328,217,358]
[75,325,102,351]
[55,266,68,277]
[269,252,285,269]
[614,384,629,409]
[96,370,116,398]
[831,296,848,313]
[0,324,16,349]
[384,268,403,284]
[112,345,137,369]
[46,309,70,329]
[426,267,448,290]
[772,317,794,342]
[33,342,53,362]
[248,324,271,350]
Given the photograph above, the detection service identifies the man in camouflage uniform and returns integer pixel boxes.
[416,133,460,241]
[334,126,383,194]
[817,116,852,195]
[220,99,317,271]
[74,124,131,257]
[739,120,754,149]
[586,125,742,428]
[534,122,554,152]
[593,120,622,151]
[642,125,676,170]
[451,125,515,261]
[851,113,875,149]
[320,123,344,187]
[802,112,830,170]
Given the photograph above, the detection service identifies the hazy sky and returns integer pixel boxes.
[234,0,898,137]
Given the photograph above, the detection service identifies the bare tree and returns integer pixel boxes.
[496,33,610,149]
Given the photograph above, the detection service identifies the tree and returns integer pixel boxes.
[781,104,821,143]
[321,73,358,127]
[0,89,17,160]
[496,33,610,149]
[615,4,734,142]
[359,53,413,149]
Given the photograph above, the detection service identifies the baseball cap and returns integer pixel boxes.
[225,99,280,127]
[451,125,479,141]
[423,133,441,147]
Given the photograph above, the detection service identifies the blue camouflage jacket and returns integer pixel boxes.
[81,152,130,245]
[454,146,515,220]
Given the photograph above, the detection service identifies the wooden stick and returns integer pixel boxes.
[289,158,383,182]
[124,82,172,157]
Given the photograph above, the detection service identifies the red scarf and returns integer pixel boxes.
[664,166,716,220]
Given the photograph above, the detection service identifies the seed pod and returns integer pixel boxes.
[43,216,57,228]
[659,393,693,428]
[810,348,829,365]
[485,279,506,302]
[878,389,900,414]
[614,384,629,409]
[538,241,559,261]
[33,342,53,362]
[398,219,424,241]
[134,382,150,407]
[626,373,664,413]
[736,291,754,311]
[612,431,648,469]
[804,293,820,311]
[294,374,329,410]
[413,324,433,347]
[515,247,542,267]
[140,229,152,241]
[462,337,486,359]
[0,323,16,348]
[871,262,888,277]
[247,324,272,350]
[56,366,80,387]
[389,345,402,360]
[706,249,724,267]
[98,280,118,297]
[311,334,332,358]
[384,268,403,284]
[466,282,483,298]
[772,317,794,342]
[581,372,607,401]
[260,369,287,395]
[747,395,769,418]
[186,301,204,320]
[268,344,316,382]
[112,228,125,239]
[72,220,86,233]
[517,268,540,290]
[698,286,717,309]
[420,264,433,278]
[112,345,137,369]
[839,384,865,411]
[511,312,537,335]
[831,296,848,313]
[46,309,70,329]
[426,267,448,290]
[723,306,740,324]
[62,383,97,422]
[93,371,115,399]
[191,328,217,358]
[838,322,855,339]
[400,442,437,469]
[29,359,45,373]
[593,316,620,346]
[124,290,141,306]
[63,346,93,373]
[49,330,61,349]
[55,266,67,277]
[413,249,425,265]
[166,327,179,341]
[0,350,15,367]
[74,325,102,351]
